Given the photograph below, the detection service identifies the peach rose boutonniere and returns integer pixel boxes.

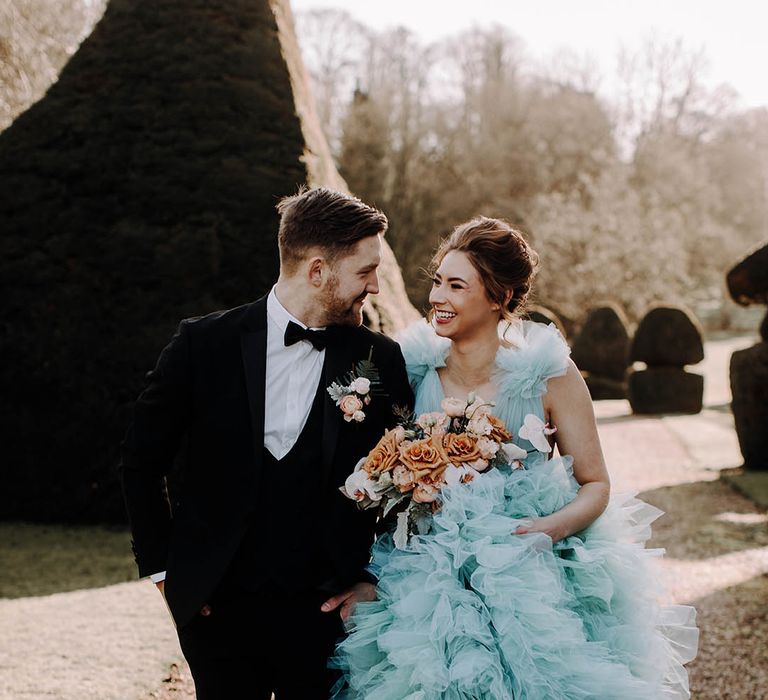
[327,347,384,423]
[340,393,553,549]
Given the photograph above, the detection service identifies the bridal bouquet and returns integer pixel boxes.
[341,394,556,548]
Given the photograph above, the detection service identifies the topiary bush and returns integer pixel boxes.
[630,305,704,367]
[572,304,630,379]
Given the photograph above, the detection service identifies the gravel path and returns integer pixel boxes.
[597,404,768,699]
[0,581,184,699]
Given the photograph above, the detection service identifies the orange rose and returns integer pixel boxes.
[442,432,482,464]
[487,414,513,442]
[363,428,403,475]
[399,436,447,474]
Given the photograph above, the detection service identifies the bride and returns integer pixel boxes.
[330,216,698,699]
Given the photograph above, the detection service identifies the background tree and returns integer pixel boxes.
[297,13,767,325]
[0,0,106,130]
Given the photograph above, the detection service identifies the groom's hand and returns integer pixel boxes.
[155,580,209,617]
[321,582,377,622]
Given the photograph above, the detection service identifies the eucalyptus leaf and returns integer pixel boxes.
[327,382,348,404]
[383,492,408,517]
[394,508,411,550]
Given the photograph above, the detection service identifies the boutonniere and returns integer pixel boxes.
[327,347,384,423]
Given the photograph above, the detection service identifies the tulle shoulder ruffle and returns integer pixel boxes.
[331,460,698,700]
[396,319,450,391]
[495,320,571,400]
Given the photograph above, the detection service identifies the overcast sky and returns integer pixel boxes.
[291,0,768,109]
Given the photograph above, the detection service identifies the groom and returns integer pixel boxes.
[119,187,413,699]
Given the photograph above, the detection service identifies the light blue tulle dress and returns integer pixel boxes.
[331,319,698,699]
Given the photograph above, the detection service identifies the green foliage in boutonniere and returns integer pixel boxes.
[327,347,385,423]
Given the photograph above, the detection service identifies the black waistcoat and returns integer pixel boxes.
[221,371,333,593]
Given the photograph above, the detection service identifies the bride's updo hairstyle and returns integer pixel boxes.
[430,216,540,322]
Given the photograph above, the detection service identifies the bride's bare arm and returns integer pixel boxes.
[514,359,610,542]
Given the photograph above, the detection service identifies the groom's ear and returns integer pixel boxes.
[307,255,325,288]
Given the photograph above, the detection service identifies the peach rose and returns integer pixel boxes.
[442,432,482,464]
[363,428,403,475]
[339,394,364,420]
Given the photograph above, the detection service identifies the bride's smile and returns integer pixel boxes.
[429,249,503,341]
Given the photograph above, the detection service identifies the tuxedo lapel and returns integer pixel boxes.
[240,297,268,491]
[321,328,359,488]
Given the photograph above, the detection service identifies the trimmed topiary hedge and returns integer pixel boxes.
[571,304,630,380]
[630,305,704,367]
[628,304,704,415]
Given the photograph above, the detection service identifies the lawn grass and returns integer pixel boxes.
[722,470,768,511]
[0,521,137,598]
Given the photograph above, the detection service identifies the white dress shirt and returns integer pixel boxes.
[150,287,326,583]
[263,286,326,460]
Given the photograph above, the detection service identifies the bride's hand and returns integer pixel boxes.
[321,582,377,622]
[514,514,567,543]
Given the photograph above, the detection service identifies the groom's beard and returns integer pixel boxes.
[321,275,366,327]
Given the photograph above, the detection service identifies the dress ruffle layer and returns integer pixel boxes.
[331,458,698,699]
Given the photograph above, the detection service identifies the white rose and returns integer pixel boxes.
[352,377,371,395]
[352,410,366,423]
[441,397,466,418]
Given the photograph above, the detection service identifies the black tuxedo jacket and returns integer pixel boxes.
[119,295,413,628]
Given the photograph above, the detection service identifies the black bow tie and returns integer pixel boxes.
[284,320,328,351]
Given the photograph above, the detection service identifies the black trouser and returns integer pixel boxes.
[177,582,344,700]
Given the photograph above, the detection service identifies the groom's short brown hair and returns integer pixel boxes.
[276,187,388,273]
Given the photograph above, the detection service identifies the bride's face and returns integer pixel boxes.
[429,250,499,340]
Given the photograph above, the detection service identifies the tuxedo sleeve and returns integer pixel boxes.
[119,320,192,578]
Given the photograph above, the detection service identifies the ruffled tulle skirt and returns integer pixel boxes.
[330,456,698,699]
